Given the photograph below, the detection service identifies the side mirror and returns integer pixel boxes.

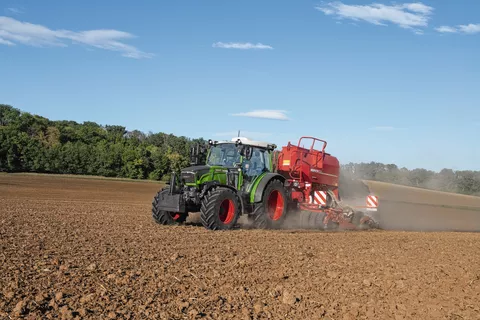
[267,144,276,151]
[244,147,252,160]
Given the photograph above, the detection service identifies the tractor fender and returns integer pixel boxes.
[202,182,245,214]
[252,173,286,203]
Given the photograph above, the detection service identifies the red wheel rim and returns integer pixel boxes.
[267,190,284,221]
[219,199,235,224]
[170,212,181,220]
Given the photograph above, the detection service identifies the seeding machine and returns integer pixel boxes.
[152,136,380,230]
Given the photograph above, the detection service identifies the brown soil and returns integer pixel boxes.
[1,174,480,319]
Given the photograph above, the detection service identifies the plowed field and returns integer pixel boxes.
[1,174,480,320]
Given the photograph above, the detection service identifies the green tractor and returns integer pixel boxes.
[152,137,288,230]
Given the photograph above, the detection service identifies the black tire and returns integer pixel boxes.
[309,211,326,229]
[300,211,314,229]
[200,187,240,230]
[152,191,187,225]
[253,179,288,229]
[351,211,364,226]
[299,211,326,229]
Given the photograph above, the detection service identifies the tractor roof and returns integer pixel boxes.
[232,137,275,149]
[209,137,276,150]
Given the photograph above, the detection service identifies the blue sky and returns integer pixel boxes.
[1,0,479,171]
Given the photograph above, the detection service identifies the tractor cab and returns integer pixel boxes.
[207,137,275,169]
[205,137,277,190]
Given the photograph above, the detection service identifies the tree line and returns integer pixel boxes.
[1,104,479,196]
[0,104,205,181]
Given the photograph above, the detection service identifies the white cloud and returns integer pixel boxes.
[316,2,433,32]
[435,23,480,35]
[458,24,480,34]
[231,110,289,121]
[401,3,432,15]
[435,26,458,33]
[212,42,273,50]
[6,8,23,15]
[0,37,14,45]
[0,16,153,58]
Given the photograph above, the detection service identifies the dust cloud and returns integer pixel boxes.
[374,201,480,232]
[364,180,480,232]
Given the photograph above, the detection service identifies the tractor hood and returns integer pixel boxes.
[180,165,212,184]
[181,165,211,176]
[180,165,231,185]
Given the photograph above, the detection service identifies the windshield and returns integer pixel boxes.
[207,143,241,166]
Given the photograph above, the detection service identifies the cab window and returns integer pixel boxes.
[243,148,270,178]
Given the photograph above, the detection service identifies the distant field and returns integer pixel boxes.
[1,173,480,319]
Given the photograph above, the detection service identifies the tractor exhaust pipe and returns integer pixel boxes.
[169,172,177,195]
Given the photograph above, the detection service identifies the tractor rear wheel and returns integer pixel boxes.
[152,191,187,225]
[200,187,240,230]
[253,179,288,229]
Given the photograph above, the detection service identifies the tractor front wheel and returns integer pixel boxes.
[200,187,240,230]
[253,179,288,229]
[152,191,188,225]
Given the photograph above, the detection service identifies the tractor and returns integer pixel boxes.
[151,136,379,230]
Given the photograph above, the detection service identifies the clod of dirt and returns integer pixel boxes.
[86,263,97,271]
[49,299,59,311]
[395,280,405,289]
[80,294,95,304]
[171,253,183,261]
[188,309,199,318]
[55,292,64,301]
[78,308,88,317]
[59,306,73,320]
[327,271,340,279]
[59,264,69,272]
[5,291,15,300]
[13,300,26,316]
[34,292,48,304]
[178,301,190,312]
[253,302,263,314]
[282,290,300,305]
[144,297,153,306]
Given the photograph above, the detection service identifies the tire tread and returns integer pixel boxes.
[200,187,240,230]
